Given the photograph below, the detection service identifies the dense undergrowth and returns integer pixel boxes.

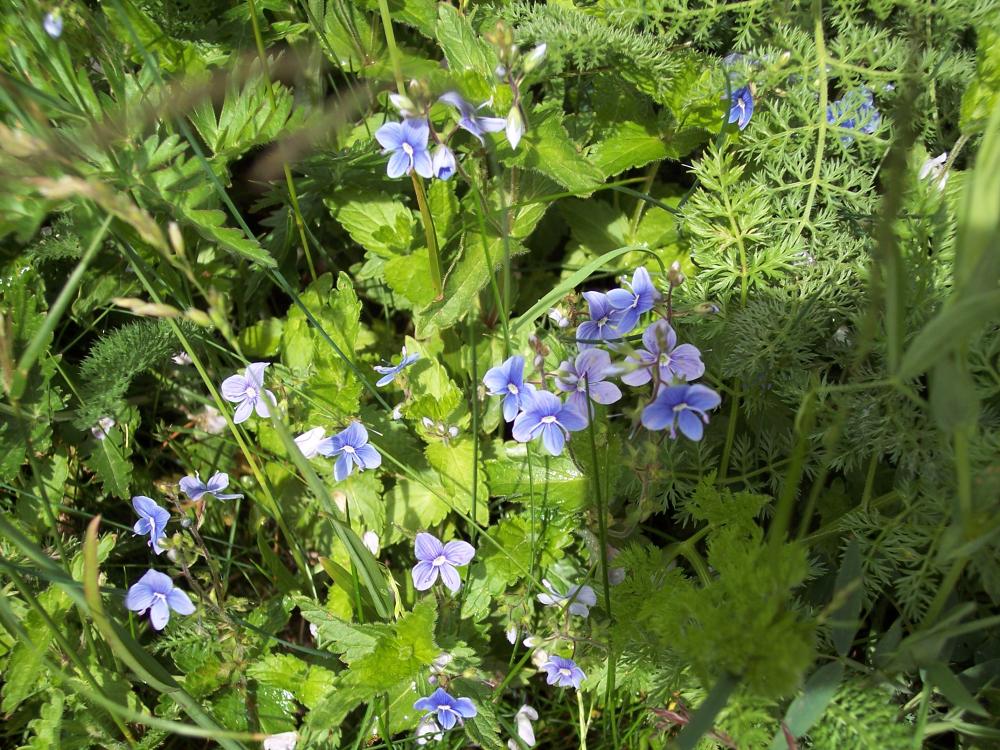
[1,0,999,748]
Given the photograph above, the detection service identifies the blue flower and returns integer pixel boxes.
[540,655,585,689]
[537,579,597,617]
[511,390,588,456]
[375,119,433,179]
[483,355,535,423]
[826,88,881,145]
[412,532,475,592]
[432,145,456,180]
[221,362,276,424]
[576,291,622,348]
[413,687,478,731]
[132,496,170,555]
[373,346,420,387]
[43,12,62,38]
[607,267,661,334]
[554,349,622,417]
[728,86,753,130]
[294,427,327,458]
[439,92,506,144]
[621,320,705,387]
[125,569,195,631]
[317,422,382,481]
[641,384,721,441]
[178,472,243,502]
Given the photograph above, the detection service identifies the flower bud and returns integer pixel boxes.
[43,12,62,39]
[431,145,456,181]
[506,106,524,151]
[522,43,547,74]
[667,260,685,288]
[389,93,417,117]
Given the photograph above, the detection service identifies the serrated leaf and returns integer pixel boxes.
[85,430,133,499]
[504,106,604,194]
[435,5,494,79]
[589,120,669,177]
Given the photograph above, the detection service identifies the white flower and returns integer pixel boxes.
[362,530,380,555]
[193,405,227,434]
[506,625,518,644]
[43,12,62,39]
[507,704,539,749]
[506,106,524,150]
[391,403,404,420]
[91,416,115,440]
[172,352,193,365]
[918,152,949,190]
[263,731,297,750]
[416,714,444,745]
[294,427,326,459]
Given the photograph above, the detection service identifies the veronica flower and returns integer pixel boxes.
[411,532,475,592]
[413,688,477,731]
[91,416,115,440]
[43,12,62,38]
[575,291,622,348]
[621,320,705,387]
[537,579,597,617]
[262,732,298,750]
[826,88,880,145]
[511,391,587,456]
[375,119,433,179]
[362,530,380,555]
[125,570,195,631]
[432,145,456,180]
[373,346,420,387]
[179,472,243,502]
[317,422,382,482]
[540,655,585,689]
[439,92,506,144]
[483,355,535,422]
[506,106,525,150]
[554,349,622,416]
[416,714,444,745]
[641,384,721,441]
[508,705,539,750]
[132,496,170,555]
[728,86,754,130]
[607,267,661,334]
[919,152,949,190]
[221,362,276,424]
[294,427,326,458]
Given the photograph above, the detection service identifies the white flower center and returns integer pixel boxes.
[659,353,672,367]
[597,316,608,326]
[507,383,519,395]
[673,403,688,413]
[343,445,356,454]
[559,668,572,677]
[244,386,258,399]
[540,415,557,425]
[432,555,448,567]
[153,592,167,602]
[402,143,414,157]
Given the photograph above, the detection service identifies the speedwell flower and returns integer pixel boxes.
[919,152,949,190]
[43,12,62,38]
[416,714,444,745]
[316,422,381,482]
[179,472,243,502]
[439,92,506,144]
[511,391,587,456]
[412,532,475,592]
[483,355,535,423]
[413,688,477,731]
[373,346,420,387]
[262,732,298,750]
[221,362,275,424]
[125,569,195,631]
[575,291,622,348]
[508,705,539,750]
[620,320,705,387]
[540,655,585,689]
[432,145,456,180]
[554,349,622,416]
[641,384,721,441]
[294,427,326,458]
[728,86,754,130]
[132,495,170,555]
[537,579,598,617]
[375,119,433,179]
[607,267,661,334]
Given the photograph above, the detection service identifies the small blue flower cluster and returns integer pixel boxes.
[827,87,882,145]
[483,266,722,455]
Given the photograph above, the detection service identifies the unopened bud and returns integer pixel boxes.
[389,93,417,117]
[506,106,524,151]
[667,260,685,288]
[522,43,547,74]
[168,222,184,256]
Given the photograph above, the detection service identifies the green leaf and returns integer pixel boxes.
[830,541,864,658]
[238,318,284,358]
[327,192,417,258]
[960,26,1000,134]
[504,105,604,194]
[247,653,337,710]
[923,662,989,718]
[485,443,588,511]
[85,429,133,500]
[589,120,669,177]
[425,438,489,523]
[898,290,1000,380]
[435,5,495,80]
[769,662,844,750]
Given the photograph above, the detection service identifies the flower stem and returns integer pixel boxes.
[411,172,444,300]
